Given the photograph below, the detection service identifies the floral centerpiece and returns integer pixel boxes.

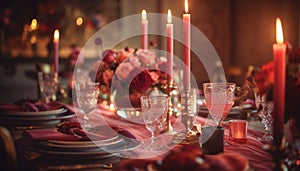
[246,41,300,126]
[89,47,175,108]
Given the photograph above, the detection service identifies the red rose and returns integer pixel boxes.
[102,49,116,65]
[129,68,153,92]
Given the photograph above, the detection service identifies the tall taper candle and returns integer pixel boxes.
[273,18,286,148]
[53,29,59,73]
[166,9,173,77]
[183,0,191,84]
[141,10,148,50]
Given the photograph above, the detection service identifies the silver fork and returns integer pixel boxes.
[47,163,113,170]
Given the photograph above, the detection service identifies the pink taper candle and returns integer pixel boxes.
[141,10,148,50]
[183,0,191,84]
[273,18,286,148]
[166,9,173,77]
[53,29,59,73]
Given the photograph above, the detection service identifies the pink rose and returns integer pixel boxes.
[128,56,141,67]
[136,49,156,66]
[116,48,135,64]
[115,62,134,81]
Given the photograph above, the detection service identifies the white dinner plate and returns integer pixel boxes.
[0,113,75,121]
[48,134,120,146]
[4,108,67,116]
[116,108,144,124]
[48,134,121,147]
[30,145,118,160]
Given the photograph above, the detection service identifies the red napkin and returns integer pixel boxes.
[0,104,23,112]
[22,126,118,142]
[22,130,80,141]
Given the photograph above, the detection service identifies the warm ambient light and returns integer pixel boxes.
[167,9,172,24]
[276,18,284,44]
[76,17,83,26]
[53,29,59,42]
[30,19,38,31]
[142,9,147,20]
[185,0,189,13]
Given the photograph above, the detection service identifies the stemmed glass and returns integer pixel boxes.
[254,93,274,142]
[203,83,236,127]
[74,82,100,129]
[140,95,168,150]
[203,83,235,127]
[38,72,58,103]
[203,83,235,146]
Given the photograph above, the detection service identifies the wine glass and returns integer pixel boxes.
[38,72,58,103]
[203,83,236,127]
[74,82,100,129]
[140,95,168,150]
[254,93,274,142]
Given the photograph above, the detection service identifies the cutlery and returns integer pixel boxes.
[47,163,113,170]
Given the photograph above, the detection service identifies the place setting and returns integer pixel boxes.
[23,121,141,161]
[0,98,76,129]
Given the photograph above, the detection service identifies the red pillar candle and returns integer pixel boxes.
[141,10,148,50]
[166,9,173,77]
[53,29,59,73]
[272,18,286,148]
[183,0,191,85]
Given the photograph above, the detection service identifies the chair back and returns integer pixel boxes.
[0,127,17,171]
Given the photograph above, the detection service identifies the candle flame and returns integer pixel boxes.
[185,0,189,13]
[76,17,83,26]
[167,9,172,23]
[30,19,38,31]
[30,36,36,44]
[54,29,59,41]
[142,9,147,20]
[276,18,284,44]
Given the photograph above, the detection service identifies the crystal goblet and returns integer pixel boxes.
[37,72,58,103]
[203,83,236,127]
[140,95,168,150]
[74,82,100,129]
[254,93,274,142]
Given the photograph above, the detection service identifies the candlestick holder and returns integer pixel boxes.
[264,137,287,171]
[163,79,178,135]
[180,83,197,132]
[172,83,198,144]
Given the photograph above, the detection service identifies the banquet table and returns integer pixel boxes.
[6,104,274,171]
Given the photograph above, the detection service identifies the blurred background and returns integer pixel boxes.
[0,0,299,103]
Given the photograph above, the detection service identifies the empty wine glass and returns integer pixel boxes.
[140,95,168,150]
[203,83,236,127]
[254,93,274,142]
[74,82,100,129]
[38,72,58,103]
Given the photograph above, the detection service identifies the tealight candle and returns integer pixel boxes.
[229,120,248,143]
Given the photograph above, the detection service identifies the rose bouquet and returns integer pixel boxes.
[246,42,300,123]
[90,47,175,108]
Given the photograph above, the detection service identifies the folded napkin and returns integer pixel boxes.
[22,121,136,142]
[22,127,117,142]
[0,98,64,112]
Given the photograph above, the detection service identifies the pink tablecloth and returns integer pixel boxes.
[70,105,274,171]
